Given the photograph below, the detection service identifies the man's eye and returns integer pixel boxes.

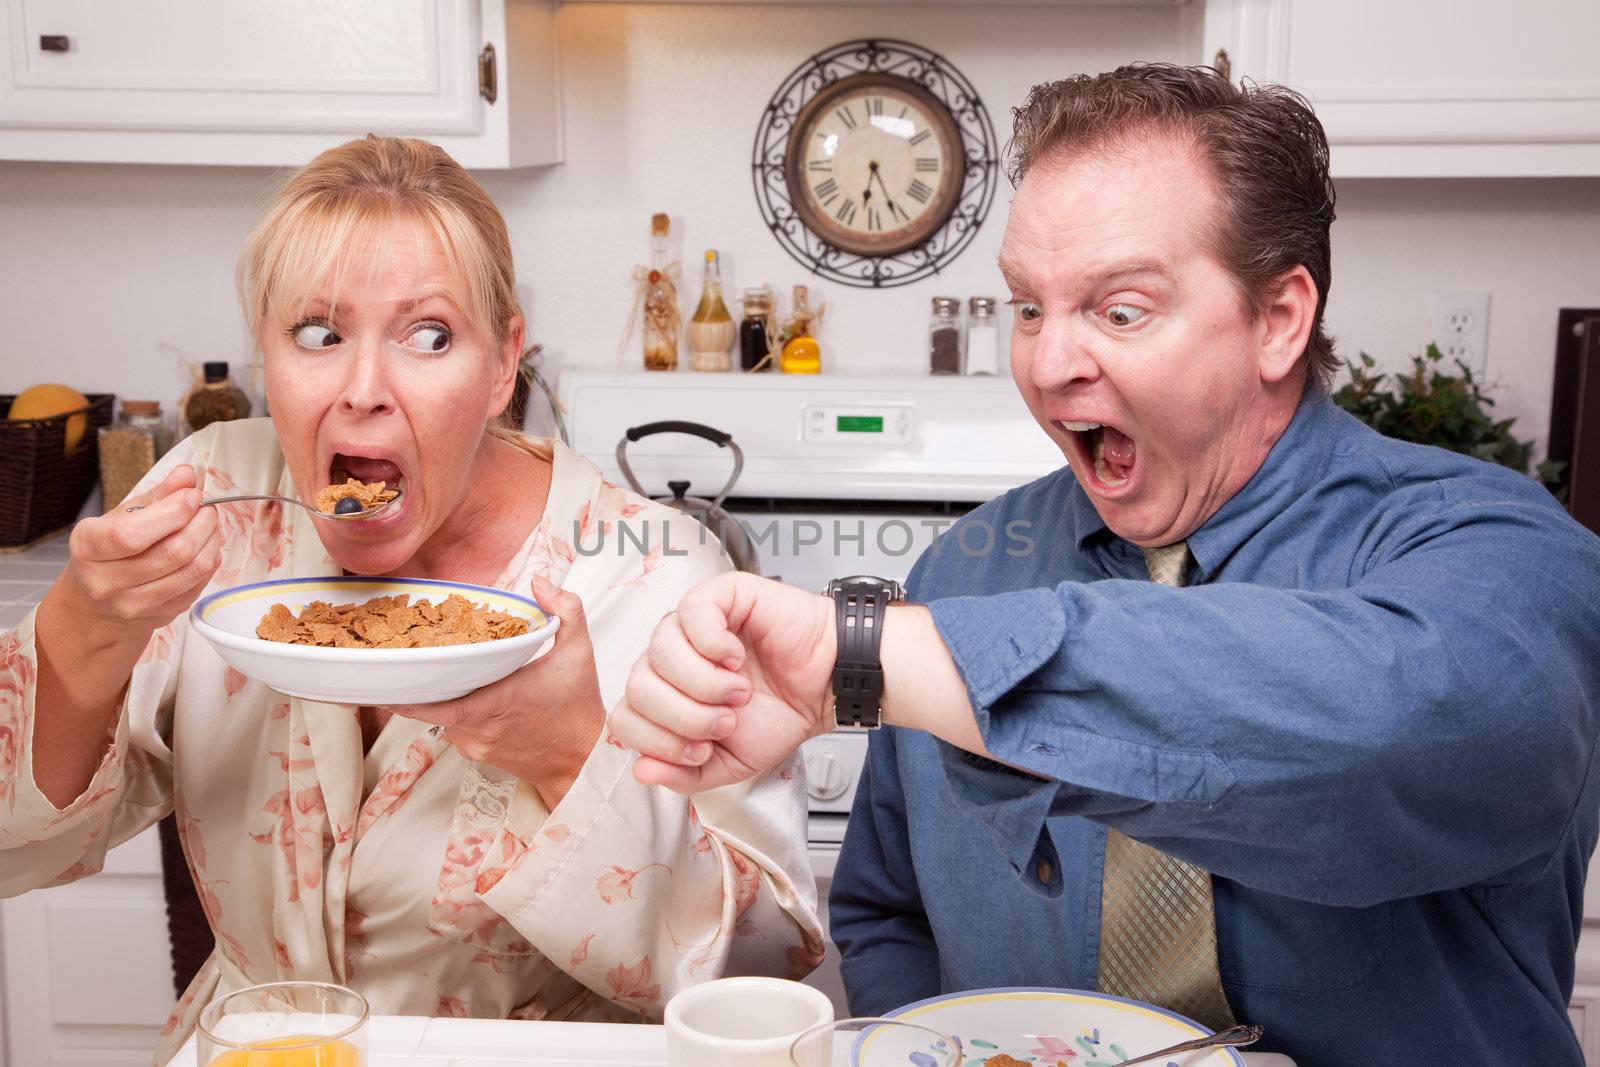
[1105,303,1146,327]
[1014,302,1043,323]
[405,323,452,353]
[291,322,340,349]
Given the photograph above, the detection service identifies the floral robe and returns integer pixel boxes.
[0,419,823,1065]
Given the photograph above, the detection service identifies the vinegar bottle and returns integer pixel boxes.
[687,249,736,372]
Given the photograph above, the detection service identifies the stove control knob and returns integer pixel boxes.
[804,751,850,801]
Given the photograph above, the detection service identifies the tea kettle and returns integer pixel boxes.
[614,420,760,574]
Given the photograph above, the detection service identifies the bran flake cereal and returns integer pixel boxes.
[315,478,398,514]
[256,593,530,648]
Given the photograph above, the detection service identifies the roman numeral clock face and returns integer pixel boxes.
[784,74,965,258]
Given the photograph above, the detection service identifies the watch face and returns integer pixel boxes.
[785,73,965,257]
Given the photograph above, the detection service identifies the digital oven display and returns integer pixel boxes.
[835,415,884,433]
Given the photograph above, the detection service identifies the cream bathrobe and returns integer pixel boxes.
[0,419,823,1064]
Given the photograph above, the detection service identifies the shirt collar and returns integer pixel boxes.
[1070,384,1341,581]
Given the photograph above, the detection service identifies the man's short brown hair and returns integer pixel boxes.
[1008,63,1338,389]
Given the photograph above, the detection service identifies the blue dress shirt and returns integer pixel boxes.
[829,388,1600,1066]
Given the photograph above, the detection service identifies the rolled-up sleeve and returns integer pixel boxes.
[925,495,1600,909]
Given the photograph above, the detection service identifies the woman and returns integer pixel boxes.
[0,136,822,1062]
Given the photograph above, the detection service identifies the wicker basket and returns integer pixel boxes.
[0,393,115,548]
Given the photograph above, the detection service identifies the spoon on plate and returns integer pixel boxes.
[125,490,403,522]
[1114,1023,1265,1066]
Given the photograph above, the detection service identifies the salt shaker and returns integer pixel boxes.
[929,297,962,375]
[964,296,1001,375]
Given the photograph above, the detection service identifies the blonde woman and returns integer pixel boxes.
[0,136,822,1062]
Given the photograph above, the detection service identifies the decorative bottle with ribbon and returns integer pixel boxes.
[641,213,680,370]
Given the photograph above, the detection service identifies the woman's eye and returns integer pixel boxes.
[291,322,340,349]
[1105,303,1146,327]
[1014,302,1043,323]
[405,323,452,353]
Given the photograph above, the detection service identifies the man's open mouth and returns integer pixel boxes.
[329,451,408,501]
[1058,420,1136,488]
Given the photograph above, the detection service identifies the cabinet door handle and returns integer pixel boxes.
[39,35,70,52]
[479,43,497,104]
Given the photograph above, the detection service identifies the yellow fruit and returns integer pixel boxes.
[8,383,90,450]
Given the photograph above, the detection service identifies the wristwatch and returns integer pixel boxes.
[824,575,905,730]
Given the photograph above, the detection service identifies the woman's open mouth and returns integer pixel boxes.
[329,451,409,519]
[1057,420,1137,491]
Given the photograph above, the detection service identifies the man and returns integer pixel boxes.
[610,65,1600,1065]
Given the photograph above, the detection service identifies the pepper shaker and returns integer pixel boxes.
[929,297,962,375]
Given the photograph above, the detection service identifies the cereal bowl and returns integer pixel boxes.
[191,576,559,705]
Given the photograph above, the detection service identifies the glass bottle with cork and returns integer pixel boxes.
[687,249,736,372]
[739,285,775,371]
[181,362,252,435]
[642,213,680,371]
[779,285,821,374]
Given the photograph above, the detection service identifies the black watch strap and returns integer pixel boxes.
[826,576,903,730]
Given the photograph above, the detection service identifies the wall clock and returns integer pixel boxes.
[752,39,999,289]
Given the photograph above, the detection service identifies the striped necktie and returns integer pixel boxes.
[1096,541,1236,1031]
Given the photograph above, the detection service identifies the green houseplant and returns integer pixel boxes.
[1332,343,1565,497]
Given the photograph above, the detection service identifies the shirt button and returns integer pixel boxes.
[1036,859,1053,884]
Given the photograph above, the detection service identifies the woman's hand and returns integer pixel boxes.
[388,575,603,810]
[58,464,222,637]
[609,572,836,794]
[32,464,222,808]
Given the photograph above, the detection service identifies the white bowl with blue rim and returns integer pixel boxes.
[861,987,1248,1067]
[191,576,559,706]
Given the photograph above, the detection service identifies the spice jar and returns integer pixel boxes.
[929,297,962,375]
[181,361,252,434]
[964,296,1001,376]
[98,400,170,510]
[740,286,775,371]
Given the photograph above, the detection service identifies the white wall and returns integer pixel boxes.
[1,3,1596,458]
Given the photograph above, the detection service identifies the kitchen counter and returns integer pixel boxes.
[0,531,67,629]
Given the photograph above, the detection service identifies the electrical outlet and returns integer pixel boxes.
[1429,290,1492,374]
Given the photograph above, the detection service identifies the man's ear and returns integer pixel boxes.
[1258,265,1318,385]
[489,316,525,418]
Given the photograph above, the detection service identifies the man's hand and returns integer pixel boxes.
[610,572,836,794]
[388,575,602,810]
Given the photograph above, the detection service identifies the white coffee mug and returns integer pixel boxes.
[665,977,835,1067]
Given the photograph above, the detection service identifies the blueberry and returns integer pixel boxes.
[334,496,363,515]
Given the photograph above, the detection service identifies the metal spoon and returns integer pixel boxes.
[1115,1024,1265,1066]
[126,490,402,522]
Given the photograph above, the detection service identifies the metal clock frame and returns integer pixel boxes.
[751,38,1000,290]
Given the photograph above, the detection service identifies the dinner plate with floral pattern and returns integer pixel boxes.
[862,988,1246,1067]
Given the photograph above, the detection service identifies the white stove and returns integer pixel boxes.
[557,367,1061,1010]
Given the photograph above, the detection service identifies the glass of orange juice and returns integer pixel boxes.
[196,981,368,1066]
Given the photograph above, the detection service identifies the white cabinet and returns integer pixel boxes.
[0,825,174,1067]
[0,0,562,168]
[1202,0,1600,177]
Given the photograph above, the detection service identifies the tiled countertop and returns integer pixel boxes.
[0,532,68,629]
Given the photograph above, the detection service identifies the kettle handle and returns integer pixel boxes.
[624,421,732,446]
[615,421,745,508]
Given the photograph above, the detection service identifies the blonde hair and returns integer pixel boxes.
[237,135,547,457]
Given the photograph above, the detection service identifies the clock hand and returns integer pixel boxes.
[867,165,905,218]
